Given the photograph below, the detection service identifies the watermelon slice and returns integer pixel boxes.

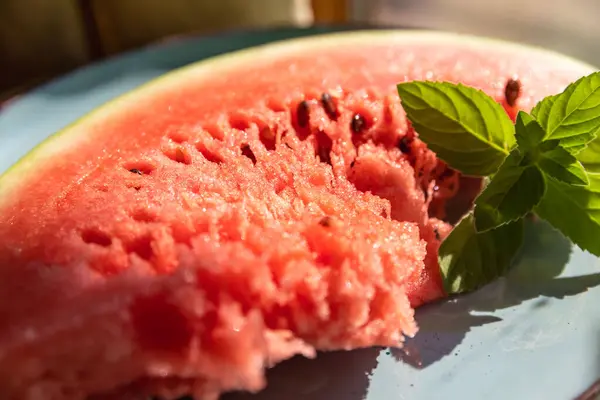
[0,31,594,400]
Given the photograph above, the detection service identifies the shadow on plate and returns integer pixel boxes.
[222,347,381,400]
[393,218,600,368]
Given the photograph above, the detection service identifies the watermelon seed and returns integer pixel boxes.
[434,228,441,241]
[350,160,356,168]
[504,78,521,107]
[81,228,112,247]
[398,136,411,154]
[296,100,310,128]
[319,216,332,227]
[316,130,333,165]
[351,113,366,133]
[124,162,154,175]
[320,92,338,120]
[241,144,257,164]
[318,147,331,165]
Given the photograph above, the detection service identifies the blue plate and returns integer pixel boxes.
[1,27,599,400]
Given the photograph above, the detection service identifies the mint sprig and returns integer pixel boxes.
[577,137,600,173]
[396,82,515,176]
[538,147,588,186]
[535,172,600,255]
[397,71,600,294]
[473,155,546,233]
[439,213,524,294]
[531,73,600,143]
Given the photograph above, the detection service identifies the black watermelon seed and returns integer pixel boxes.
[241,144,257,164]
[129,168,143,175]
[351,113,366,133]
[504,78,521,107]
[320,92,338,120]
[297,100,310,128]
[434,228,441,241]
[350,160,356,168]
[319,216,332,227]
[317,146,331,165]
[398,136,411,153]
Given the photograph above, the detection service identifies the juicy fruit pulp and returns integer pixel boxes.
[0,31,593,400]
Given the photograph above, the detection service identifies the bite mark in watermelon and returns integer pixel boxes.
[0,31,594,400]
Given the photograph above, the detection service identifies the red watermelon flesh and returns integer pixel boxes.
[0,31,593,400]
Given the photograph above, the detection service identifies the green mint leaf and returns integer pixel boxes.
[439,212,524,294]
[397,81,515,176]
[535,172,600,256]
[577,136,600,172]
[515,111,545,151]
[531,72,600,143]
[539,139,560,153]
[473,152,546,232]
[563,143,588,155]
[530,93,557,126]
[558,130,597,153]
[538,146,589,186]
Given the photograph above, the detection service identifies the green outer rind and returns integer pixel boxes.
[0,30,596,208]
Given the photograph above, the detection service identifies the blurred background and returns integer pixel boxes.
[1,0,598,101]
